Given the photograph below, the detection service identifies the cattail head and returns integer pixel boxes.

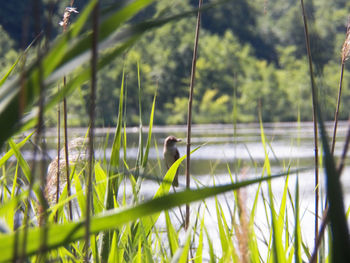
[59,7,79,31]
[341,16,350,63]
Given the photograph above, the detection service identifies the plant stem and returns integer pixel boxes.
[85,1,99,260]
[55,91,61,223]
[186,0,203,231]
[299,0,319,255]
[63,90,73,221]
[61,0,77,221]
[311,117,350,262]
[331,63,345,154]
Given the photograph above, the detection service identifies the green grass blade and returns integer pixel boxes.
[0,57,21,87]
[165,210,179,256]
[248,183,261,262]
[204,224,215,262]
[215,197,229,258]
[100,70,124,260]
[8,139,32,184]
[0,1,205,148]
[0,131,34,168]
[176,226,192,263]
[259,117,285,263]
[142,93,156,169]
[0,169,296,261]
[194,213,204,263]
[294,177,302,263]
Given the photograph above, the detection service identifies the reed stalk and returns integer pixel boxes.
[19,0,49,261]
[55,92,61,223]
[299,0,319,258]
[61,0,79,221]
[331,18,350,154]
[310,117,350,263]
[85,1,99,261]
[310,19,350,262]
[63,80,73,221]
[186,0,203,231]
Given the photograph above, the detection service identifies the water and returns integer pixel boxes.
[13,121,350,260]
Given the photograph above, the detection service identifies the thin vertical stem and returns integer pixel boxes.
[61,0,78,222]
[331,63,345,154]
[310,117,350,263]
[19,0,48,261]
[186,0,203,231]
[55,91,61,223]
[299,0,319,256]
[331,17,350,154]
[63,89,73,221]
[311,18,350,263]
[85,1,99,260]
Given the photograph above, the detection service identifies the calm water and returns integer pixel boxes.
[14,121,350,260]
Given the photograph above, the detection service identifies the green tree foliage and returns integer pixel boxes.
[1,0,350,125]
[0,26,18,78]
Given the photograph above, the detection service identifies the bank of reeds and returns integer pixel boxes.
[0,0,349,262]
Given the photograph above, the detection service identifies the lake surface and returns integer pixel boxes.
[15,121,350,260]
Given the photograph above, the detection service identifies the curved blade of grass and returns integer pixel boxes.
[18,8,205,135]
[215,197,229,259]
[0,29,42,87]
[142,93,156,169]
[259,117,285,263]
[175,225,192,263]
[165,210,179,257]
[136,61,143,177]
[100,71,124,260]
[108,70,124,177]
[0,131,34,168]
[135,148,200,242]
[0,57,21,87]
[8,139,32,184]
[194,213,204,263]
[294,177,302,263]
[0,168,297,261]
[204,224,215,262]
[248,182,261,262]
[0,1,209,148]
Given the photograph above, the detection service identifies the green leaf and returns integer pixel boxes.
[0,0,204,148]
[0,169,294,261]
[0,131,34,168]
[165,211,179,256]
[194,214,204,263]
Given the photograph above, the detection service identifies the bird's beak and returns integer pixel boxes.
[176,138,182,142]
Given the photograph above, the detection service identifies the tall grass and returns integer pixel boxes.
[0,0,349,262]
[185,0,203,233]
[299,0,320,254]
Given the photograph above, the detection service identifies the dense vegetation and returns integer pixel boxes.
[1,0,350,262]
[1,0,350,125]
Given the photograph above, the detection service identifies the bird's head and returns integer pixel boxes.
[164,136,181,147]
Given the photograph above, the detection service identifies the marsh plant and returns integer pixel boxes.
[0,0,349,262]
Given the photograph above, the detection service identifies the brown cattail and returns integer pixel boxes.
[59,7,79,31]
[341,17,350,63]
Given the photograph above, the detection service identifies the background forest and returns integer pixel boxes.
[1,0,350,126]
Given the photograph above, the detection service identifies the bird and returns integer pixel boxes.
[163,136,181,187]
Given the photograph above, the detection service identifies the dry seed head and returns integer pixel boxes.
[341,16,350,63]
[59,7,79,30]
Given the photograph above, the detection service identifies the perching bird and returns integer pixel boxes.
[163,136,181,187]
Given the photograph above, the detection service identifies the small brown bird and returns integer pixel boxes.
[163,136,181,187]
